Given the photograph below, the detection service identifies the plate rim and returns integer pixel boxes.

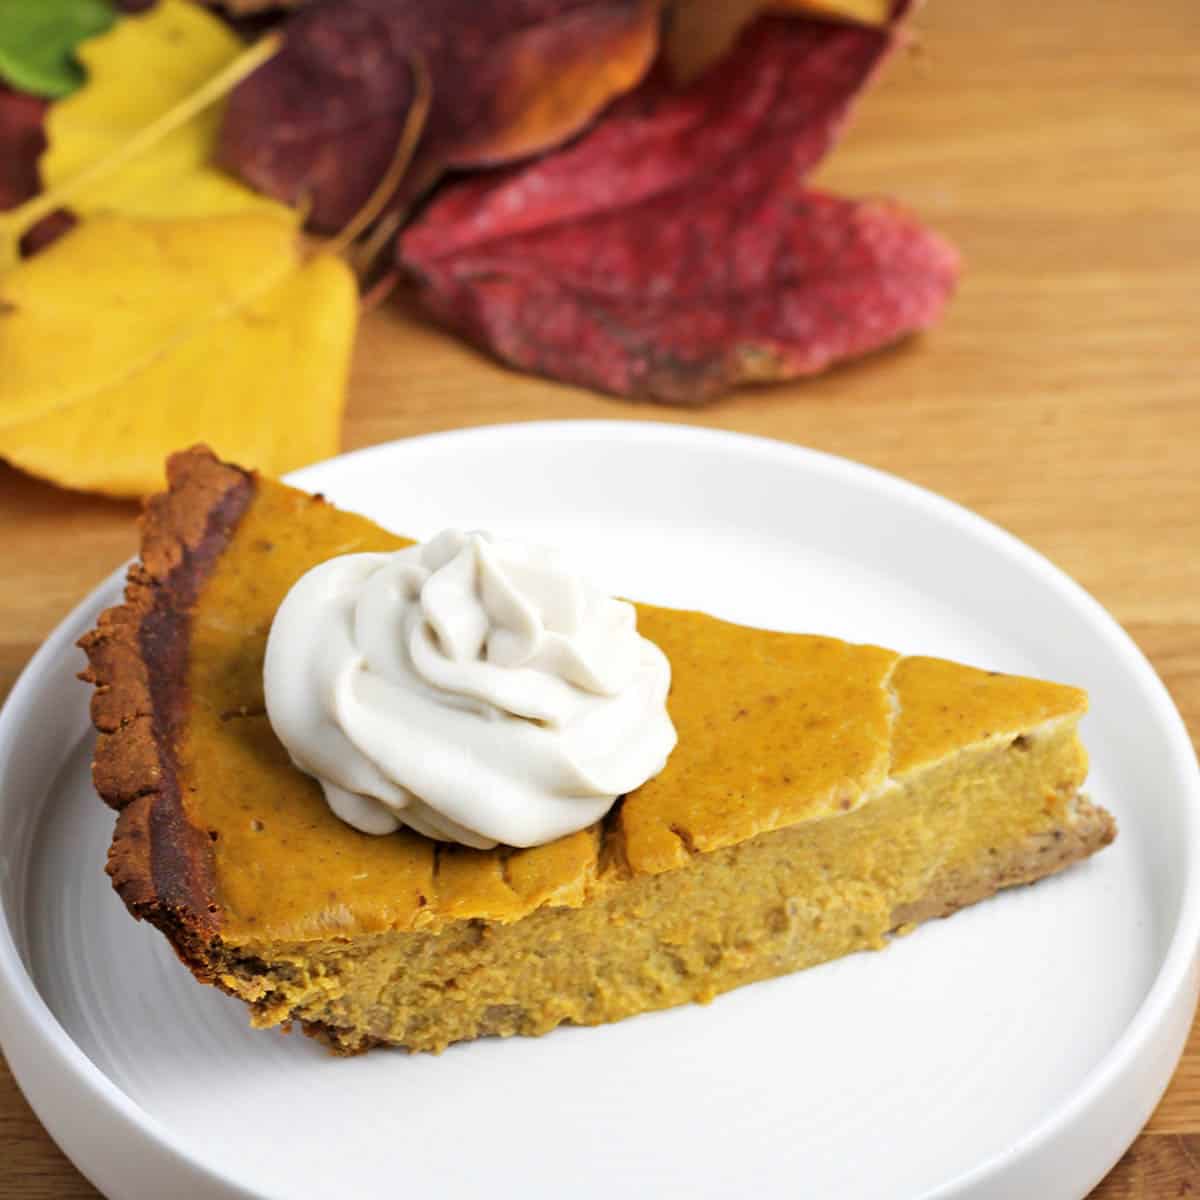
[0,419,1196,1200]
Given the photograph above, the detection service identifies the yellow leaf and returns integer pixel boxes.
[0,214,357,497]
[41,0,289,224]
[666,0,891,82]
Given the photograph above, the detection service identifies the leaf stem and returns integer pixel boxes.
[322,54,432,267]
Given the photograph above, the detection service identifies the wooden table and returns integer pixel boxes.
[2,0,1197,1195]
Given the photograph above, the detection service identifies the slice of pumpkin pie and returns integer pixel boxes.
[80,446,1115,1054]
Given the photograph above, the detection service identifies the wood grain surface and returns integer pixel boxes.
[1,0,1198,1195]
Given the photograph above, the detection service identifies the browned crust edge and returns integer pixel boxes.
[78,445,255,978]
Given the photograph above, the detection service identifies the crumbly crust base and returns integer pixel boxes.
[294,793,1115,1056]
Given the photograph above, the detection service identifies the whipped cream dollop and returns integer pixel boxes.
[263,530,676,849]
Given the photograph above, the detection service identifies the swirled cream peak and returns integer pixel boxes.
[263,530,676,849]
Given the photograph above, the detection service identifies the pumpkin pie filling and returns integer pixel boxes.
[82,447,1114,1053]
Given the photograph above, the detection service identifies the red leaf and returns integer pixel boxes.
[0,84,79,258]
[20,207,79,257]
[398,15,959,404]
[217,0,658,232]
[0,83,48,213]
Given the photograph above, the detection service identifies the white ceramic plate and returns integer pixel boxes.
[1,422,1197,1200]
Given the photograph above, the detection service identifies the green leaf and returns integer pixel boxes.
[0,0,116,100]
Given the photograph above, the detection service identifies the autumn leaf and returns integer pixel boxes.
[0,213,357,496]
[665,0,893,81]
[0,84,76,256]
[201,0,306,12]
[0,84,47,212]
[797,0,892,20]
[0,0,288,269]
[0,0,116,99]
[40,0,290,226]
[399,15,957,404]
[403,15,891,259]
[217,0,659,232]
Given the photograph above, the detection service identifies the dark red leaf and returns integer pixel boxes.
[19,207,78,257]
[0,83,78,258]
[398,14,959,404]
[198,1,297,40]
[217,0,658,232]
[0,83,48,213]
[199,0,296,13]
